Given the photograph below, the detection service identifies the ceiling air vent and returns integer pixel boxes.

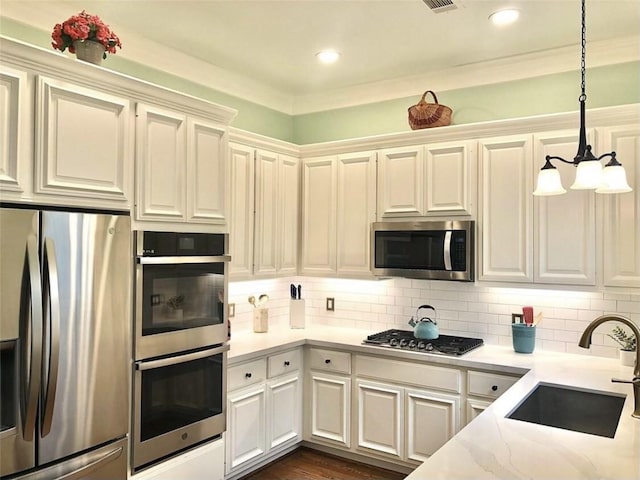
[422,0,458,13]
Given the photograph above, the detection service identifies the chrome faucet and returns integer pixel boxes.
[579,314,640,418]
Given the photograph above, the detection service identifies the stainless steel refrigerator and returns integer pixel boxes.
[0,207,130,479]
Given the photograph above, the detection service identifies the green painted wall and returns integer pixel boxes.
[2,16,638,145]
[0,17,295,142]
[293,62,640,144]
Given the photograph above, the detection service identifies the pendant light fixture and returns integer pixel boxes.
[533,0,632,196]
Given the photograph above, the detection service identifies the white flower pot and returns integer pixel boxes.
[619,349,636,367]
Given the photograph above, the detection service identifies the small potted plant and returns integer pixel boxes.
[51,10,122,64]
[608,326,637,366]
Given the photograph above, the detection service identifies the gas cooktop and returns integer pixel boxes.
[363,329,484,356]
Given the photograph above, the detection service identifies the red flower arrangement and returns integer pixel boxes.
[51,11,122,59]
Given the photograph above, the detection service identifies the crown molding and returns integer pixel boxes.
[1,2,638,117]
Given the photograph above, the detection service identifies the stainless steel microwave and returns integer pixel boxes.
[371,220,475,281]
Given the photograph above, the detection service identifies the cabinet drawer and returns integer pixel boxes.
[228,358,267,391]
[308,348,351,374]
[467,371,519,399]
[268,349,302,378]
[355,355,461,393]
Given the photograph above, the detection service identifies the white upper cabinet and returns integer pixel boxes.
[301,152,375,276]
[425,140,475,216]
[228,140,299,279]
[533,130,596,285]
[599,125,640,288]
[229,143,255,277]
[337,151,376,276]
[377,141,475,220]
[136,104,186,221]
[0,65,29,198]
[35,76,133,208]
[301,156,337,275]
[377,145,424,218]
[136,104,229,228]
[478,135,533,282]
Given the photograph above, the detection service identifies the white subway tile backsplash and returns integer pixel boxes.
[229,276,639,358]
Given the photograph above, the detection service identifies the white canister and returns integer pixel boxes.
[253,307,269,333]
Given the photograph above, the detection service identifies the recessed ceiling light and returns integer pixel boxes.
[316,50,340,64]
[489,9,520,26]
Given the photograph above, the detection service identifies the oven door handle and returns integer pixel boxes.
[137,255,231,265]
[136,344,229,370]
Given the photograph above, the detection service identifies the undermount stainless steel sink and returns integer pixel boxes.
[507,383,626,438]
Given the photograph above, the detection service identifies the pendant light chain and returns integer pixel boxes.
[580,0,587,102]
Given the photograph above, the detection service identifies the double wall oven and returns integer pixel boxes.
[132,231,230,472]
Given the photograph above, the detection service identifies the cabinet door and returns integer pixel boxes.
[267,373,302,451]
[278,154,299,275]
[226,386,266,474]
[187,118,227,224]
[478,135,533,282]
[229,143,255,277]
[405,388,459,462]
[356,380,402,459]
[0,66,28,197]
[254,150,279,276]
[36,76,132,206]
[301,157,337,274]
[425,140,475,216]
[533,130,596,285]
[337,151,376,275]
[600,125,640,288]
[136,104,186,221]
[309,373,350,448]
[377,146,424,218]
[465,398,492,426]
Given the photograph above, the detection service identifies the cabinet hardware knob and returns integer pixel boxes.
[284,361,290,366]
[491,385,498,391]
[325,359,331,364]
[245,373,252,378]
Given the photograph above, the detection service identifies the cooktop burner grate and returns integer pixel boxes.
[363,329,483,356]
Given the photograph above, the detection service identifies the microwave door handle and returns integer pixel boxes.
[21,234,43,441]
[41,238,61,437]
[137,255,231,265]
[444,231,452,271]
[136,344,230,370]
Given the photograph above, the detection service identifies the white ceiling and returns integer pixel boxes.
[2,0,639,114]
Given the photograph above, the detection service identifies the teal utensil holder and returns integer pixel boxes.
[512,324,536,353]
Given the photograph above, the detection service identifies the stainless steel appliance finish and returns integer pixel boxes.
[134,231,230,360]
[371,220,475,281]
[0,207,131,479]
[132,344,228,470]
[363,329,484,356]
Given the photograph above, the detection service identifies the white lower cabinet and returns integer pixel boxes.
[225,349,302,477]
[306,348,352,448]
[464,370,520,426]
[355,377,460,464]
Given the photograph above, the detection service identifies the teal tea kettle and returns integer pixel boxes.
[408,304,439,340]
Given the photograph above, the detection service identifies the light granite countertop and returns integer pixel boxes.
[227,326,640,480]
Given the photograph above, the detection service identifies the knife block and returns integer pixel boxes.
[290,299,305,329]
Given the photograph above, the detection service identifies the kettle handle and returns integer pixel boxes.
[415,304,437,324]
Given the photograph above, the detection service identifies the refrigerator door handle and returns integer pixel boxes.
[41,237,61,437]
[57,446,124,480]
[20,234,43,441]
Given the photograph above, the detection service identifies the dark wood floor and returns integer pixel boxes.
[240,447,406,480]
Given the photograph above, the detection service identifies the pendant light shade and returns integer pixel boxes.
[533,0,633,197]
[570,159,603,190]
[533,164,566,196]
[596,159,633,194]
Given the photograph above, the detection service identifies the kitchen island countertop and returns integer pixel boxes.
[227,326,640,479]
